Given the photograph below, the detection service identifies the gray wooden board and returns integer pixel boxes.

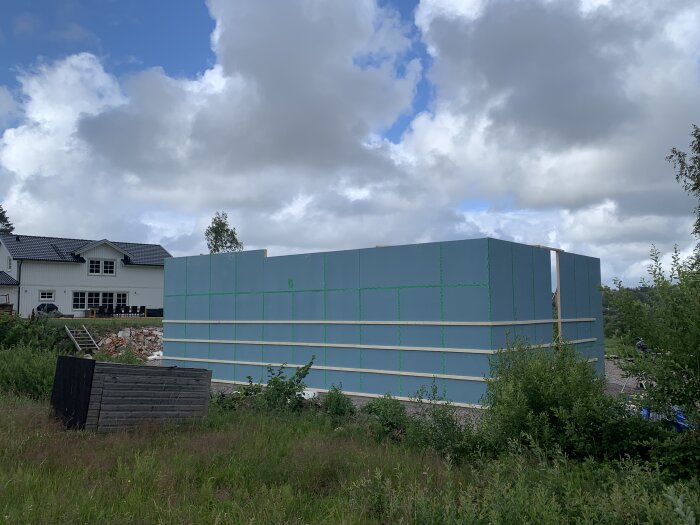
[87,363,211,432]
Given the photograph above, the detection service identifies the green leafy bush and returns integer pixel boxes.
[361,394,409,441]
[481,341,667,460]
[258,358,314,411]
[605,246,700,426]
[0,342,59,400]
[406,382,475,462]
[321,384,355,423]
[0,315,71,353]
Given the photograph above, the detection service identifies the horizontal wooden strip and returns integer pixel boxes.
[211,379,485,409]
[164,318,595,326]
[162,337,598,353]
[101,376,208,385]
[158,357,488,382]
[101,392,209,407]
[98,405,207,412]
[95,366,210,378]
[100,390,208,399]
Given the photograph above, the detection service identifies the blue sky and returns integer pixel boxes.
[1,0,699,283]
[0,0,430,142]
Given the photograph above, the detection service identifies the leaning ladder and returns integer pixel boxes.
[65,325,99,354]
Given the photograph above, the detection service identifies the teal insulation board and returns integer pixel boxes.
[161,238,604,406]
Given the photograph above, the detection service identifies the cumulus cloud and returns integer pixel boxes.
[0,0,699,284]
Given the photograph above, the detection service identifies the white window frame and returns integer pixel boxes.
[39,290,55,301]
[116,292,128,308]
[87,292,101,308]
[7,257,11,271]
[72,292,86,310]
[88,259,101,275]
[88,258,117,276]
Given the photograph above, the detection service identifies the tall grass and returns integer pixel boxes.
[0,396,698,524]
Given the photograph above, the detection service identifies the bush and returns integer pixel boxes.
[406,382,475,462]
[321,384,355,424]
[258,358,314,411]
[480,341,667,460]
[0,315,71,353]
[0,342,59,400]
[361,394,409,441]
[605,246,700,427]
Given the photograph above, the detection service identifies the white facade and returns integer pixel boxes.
[0,241,18,308]
[2,242,166,318]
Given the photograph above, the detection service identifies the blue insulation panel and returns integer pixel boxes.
[163,238,604,405]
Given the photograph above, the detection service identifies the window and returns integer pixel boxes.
[39,291,54,301]
[87,292,100,308]
[102,260,115,275]
[116,293,127,307]
[88,259,116,275]
[72,292,86,309]
[101,292,114,306]
[6,257,10,270]
[89,259,101,274]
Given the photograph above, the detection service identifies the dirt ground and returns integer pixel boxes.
[604,358,642,395]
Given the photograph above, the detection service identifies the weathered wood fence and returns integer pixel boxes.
[51,356,211,432]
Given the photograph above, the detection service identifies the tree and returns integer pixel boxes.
[606,247,700,427]
[0,204,13,234]
[667,124,700,238]
[205,211,243,253]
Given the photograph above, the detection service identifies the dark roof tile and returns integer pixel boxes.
[0,271,19,286]
[0,234,171,266]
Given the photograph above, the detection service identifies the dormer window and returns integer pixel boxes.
[88,259,116,276]
[89,259,101,274]
[103,260,115,275]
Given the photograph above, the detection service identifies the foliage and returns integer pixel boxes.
[93,349,144,365]
[0,342,58,400]
[204,211,243,254]
[606,246,700,426]
[361,394,409,441]
[4,396,697,524]
[0,203,13,234]
[321,384,355,424]
[258,358,314,411]
[667,124,700,238]
[0,315,72,353]
[406,381,474,462]
[214,359,315,412]
[480,341,669,460]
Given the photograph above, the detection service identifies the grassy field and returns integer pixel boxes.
[49,317,162,331]
[1,395,698,524]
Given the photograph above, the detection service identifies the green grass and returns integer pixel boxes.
[1,395,698,524]
[49,317,162,330]
[605,336,635,358]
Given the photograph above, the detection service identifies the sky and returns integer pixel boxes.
[1,0,699,285]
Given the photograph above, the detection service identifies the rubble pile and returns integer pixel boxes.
[97,327,163,360]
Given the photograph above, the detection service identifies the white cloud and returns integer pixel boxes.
[0,0,699,286]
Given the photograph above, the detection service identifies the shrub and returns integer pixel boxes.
[480,340,667,460]
[321,384,355,424]
[605,246,700,427]
[361,394,409,441]
[0,342,59,400]
[0,315,72,353]
[257,358,314,411]
[406,382,475,462]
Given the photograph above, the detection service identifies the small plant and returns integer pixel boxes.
[257,357,315,411]
[321,384,355,424]
[0,342,60,400]
[407,381,473,462]
[361,394,408,441]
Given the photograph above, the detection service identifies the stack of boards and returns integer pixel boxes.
[51,356,211,432]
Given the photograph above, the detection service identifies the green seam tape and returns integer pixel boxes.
[164,282,489,298]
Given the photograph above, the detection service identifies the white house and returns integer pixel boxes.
[0,233,171,318]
